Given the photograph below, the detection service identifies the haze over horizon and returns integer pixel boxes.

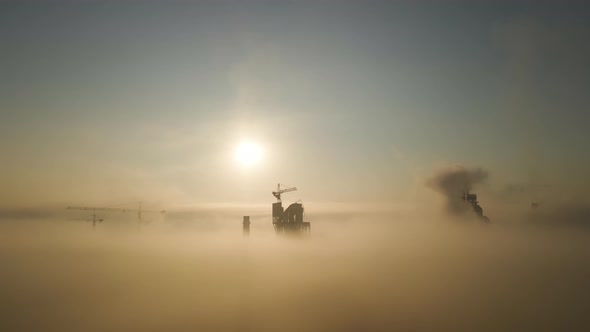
[2,0,589,213]
[3,2,590,331]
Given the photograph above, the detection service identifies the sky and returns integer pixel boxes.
[1,0,589,210]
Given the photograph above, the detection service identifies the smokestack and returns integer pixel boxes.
[243,216,250,235]
[427,166,489,216]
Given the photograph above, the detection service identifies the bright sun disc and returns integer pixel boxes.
[235,142,262,166]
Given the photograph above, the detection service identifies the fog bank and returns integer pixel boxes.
[1,216,589,331]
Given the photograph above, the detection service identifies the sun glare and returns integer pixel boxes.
[235,141,263,167]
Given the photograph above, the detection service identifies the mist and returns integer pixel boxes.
[1,211,590,332]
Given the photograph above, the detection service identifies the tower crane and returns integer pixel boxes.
[271,183,309,233]
[272,183,297,202]
[66,203,166,228]
[71,213,104,229]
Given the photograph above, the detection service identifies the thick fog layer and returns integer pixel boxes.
[1,214,589,332]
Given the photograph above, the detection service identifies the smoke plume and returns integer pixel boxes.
[427,166,489,215]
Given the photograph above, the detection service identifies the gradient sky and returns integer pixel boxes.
[1,1,589,208]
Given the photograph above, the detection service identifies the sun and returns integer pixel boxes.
[235,141,263,167]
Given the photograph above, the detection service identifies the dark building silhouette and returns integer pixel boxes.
[271,184,310,233]
[462,191,490,222]
[243,216,250,235]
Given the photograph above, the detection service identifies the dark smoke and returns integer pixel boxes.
[427,166,489,215]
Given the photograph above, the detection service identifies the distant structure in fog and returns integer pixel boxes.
[272,183,310,233]
[84,213,104,229]
[243,216,250,235]
[66,203,166,228]
[530,183,551,210]
[462,190,490,222]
